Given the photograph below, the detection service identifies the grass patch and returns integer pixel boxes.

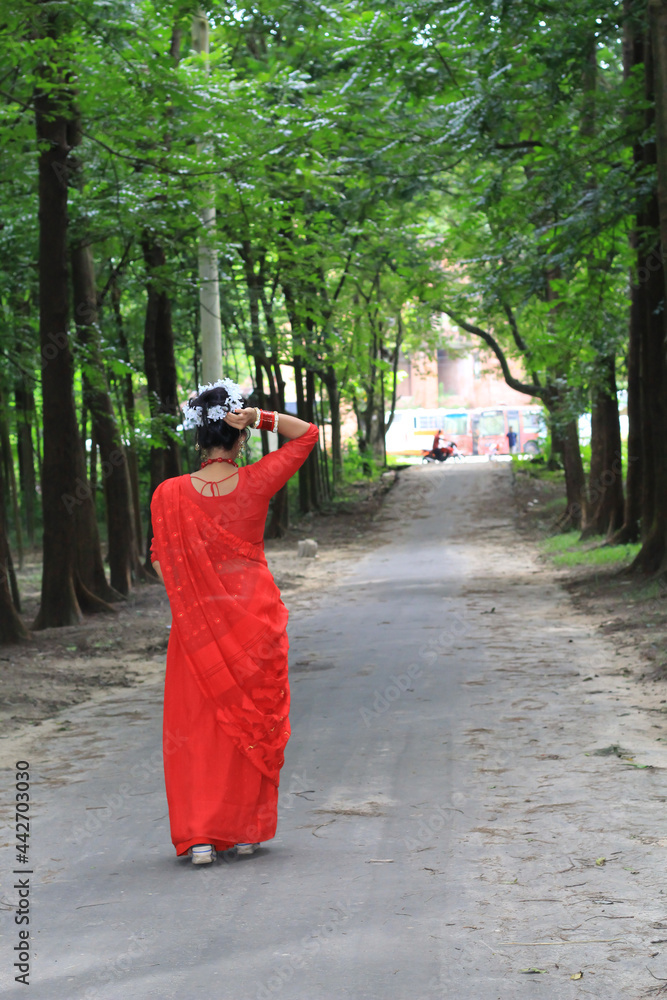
[385,453,421,467]
[542,531,580,554]
[630,578,664,602]
[542,531,640,568]
[513,457,565,484]
[540,497,570,514]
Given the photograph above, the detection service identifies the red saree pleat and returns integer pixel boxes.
[151,477,291,855]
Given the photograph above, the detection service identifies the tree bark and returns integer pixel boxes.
[72,241,140,595]
[580,356,625,538]
[611,275,643,542]
[142,235,182,570]
[323,366,342,486]
[264,362,290,539]
[293,359,311,513]
[111,279,143,553]
[32,60,83,629]
[544,393,586,530]
[560,419,587,528]
[612,0,645,544]
[0,454,28,643]
[192,7,223,384]
[240,242,270,456]
[0,399,24,570]
[305,367,322,508]
[14,372,36,549]
[631,0,667,573]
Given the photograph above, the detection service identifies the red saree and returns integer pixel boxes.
[150,424,318,855]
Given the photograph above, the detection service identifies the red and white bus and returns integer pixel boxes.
[385,405,544,457]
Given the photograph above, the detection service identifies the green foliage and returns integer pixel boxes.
[0,2,652,546]
[342,439,379,482]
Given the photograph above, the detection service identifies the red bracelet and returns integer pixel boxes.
[257,409,277,432]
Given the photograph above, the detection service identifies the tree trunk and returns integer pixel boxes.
[316,385,330,501]
[323,366,342,486]
[546,398,586,529]
[32,62,83,629]
[7,548,21,617]
[241,242,270,456]
[611,273,643,543]
[632,0,667,573]
[264,362,289,539]
[192,8,223,384]
[14,376,36,549]
[580,356,625,539]
[72,241,139,595]
[0,399,24,570]
[561,419,586,529]
[0,455,28,643]
[72,434,120,612]
[111,279,143,553]
[294,360,311,513]
[305,368,321,509]
[612,0,645,545]
[142,235,182,571]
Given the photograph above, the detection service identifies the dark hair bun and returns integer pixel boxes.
[191,385,247,452]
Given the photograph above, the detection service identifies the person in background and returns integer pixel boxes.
[150,378,318,865]
[506,426,518,454]
[431,429,445,460]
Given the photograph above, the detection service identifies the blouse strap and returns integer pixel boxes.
[189,471,239,497]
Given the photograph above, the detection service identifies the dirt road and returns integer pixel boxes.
[1,461,666,999]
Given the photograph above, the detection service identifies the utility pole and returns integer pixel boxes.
[192,8,223,383]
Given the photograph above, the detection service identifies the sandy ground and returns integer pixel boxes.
[513,461,667,684]
[1,461,667,998]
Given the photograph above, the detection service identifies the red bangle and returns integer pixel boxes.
[258,409,276,432]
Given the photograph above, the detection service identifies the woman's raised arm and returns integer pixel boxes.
[224,407,312,440]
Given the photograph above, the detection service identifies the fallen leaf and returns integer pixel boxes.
[520,968,547,974]
[571,971,583,980]
[595,857,606,866]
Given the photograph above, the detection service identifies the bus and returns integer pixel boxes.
[385,405,544,457]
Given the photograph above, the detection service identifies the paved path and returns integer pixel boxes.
[1,462,667,999]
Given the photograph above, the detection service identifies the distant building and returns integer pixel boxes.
[396,332,536,410]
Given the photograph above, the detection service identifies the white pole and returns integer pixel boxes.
[192,9,223,384]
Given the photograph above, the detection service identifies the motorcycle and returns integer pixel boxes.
[421,444,454,464]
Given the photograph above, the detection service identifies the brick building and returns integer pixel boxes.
[396,336,536,411]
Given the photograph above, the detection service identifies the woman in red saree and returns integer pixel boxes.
[150,380,317,864]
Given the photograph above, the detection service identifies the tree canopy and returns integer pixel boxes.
[0,0,665,636]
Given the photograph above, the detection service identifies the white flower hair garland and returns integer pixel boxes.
[182,377,245,429]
